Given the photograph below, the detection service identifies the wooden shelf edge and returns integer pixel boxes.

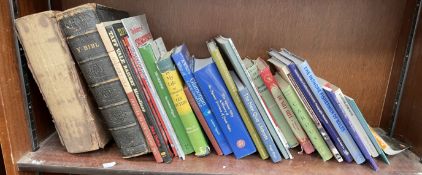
[17,133,422,175]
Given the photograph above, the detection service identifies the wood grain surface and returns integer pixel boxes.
[58,0,408,126]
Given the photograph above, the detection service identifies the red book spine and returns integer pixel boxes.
[183,86,223,156]
[260,66,315,154]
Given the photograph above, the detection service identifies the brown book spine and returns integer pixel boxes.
[183,86,223,155]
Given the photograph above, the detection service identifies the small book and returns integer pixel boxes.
[194,57,256,159]
[172,44,231,155]
[255,58,314,154]
[16,11,109,153]
[231,71,282,163]
[157,50,210,157]
[56,3,149,158]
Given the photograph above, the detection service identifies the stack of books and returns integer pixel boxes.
[15,3,395,171]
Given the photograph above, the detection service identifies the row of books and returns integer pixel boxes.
[16,3,395,171]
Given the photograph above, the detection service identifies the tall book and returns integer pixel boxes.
[206,41,267,159]
[183,86,224,155]
[274,74,333,161]
[243,58,298,148]
[255,58,314,154]
[215,36,291,159]
[268,51,347,162]
[278,49,364,164]
[138,43,194,154]
[193,57,256,159]
[323,85,378,171]
[172,44,231,155]
[345,96,390,164]
[56,4,148,158]
[16,11,109,153]
[231,71,282,163]
[121,16,184,159]
[157,51,210,156]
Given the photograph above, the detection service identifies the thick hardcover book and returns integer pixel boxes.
[194,57,256,159]
[139,43,194,154]
[231,72,282,163]
[206,41,267,159]
[243,58,298,148]
[324,86,378,171]
[320,79,378,158]
[279,49,364,164]
[345,96,390,164]
[106,23,175,163]
[16,11,109,153]
[121,16,184,159]
[255,58,313,154]
[268,52,347,162]
[184,86,223,155]
[56,4,148,158]
[274,74,333,161]
[172,44,231,155]
[157,51,210,156]
[97,21,162,162]
[215,36,291,159]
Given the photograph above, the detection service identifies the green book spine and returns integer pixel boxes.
[139,44,194,154]
[157,53,210,156]
[207,41,269,160]
[275,74,333,161]
[247,62,298,148]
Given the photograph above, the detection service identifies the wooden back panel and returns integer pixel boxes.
[57,0,407,126]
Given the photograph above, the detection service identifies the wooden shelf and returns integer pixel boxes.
[17,133,422,175]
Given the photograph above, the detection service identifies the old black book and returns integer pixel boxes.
[106,22,173,163]
[56,3,148,158]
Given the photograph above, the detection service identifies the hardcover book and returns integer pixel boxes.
[16,11,109,153]
[172,44,231,155]
[121,15,183,159]
[157,51,210,156]
[194,57,256,159]
[56,4,148,158]
[243,58,298,148]
[255,58,313,154]
[278,49,364,164]
[231,71,282,163]
[215,36,291,159]
[206,41,267,159]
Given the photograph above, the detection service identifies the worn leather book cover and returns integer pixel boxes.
[15,11,110,153]
[56,3,149,158]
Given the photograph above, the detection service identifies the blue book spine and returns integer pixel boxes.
[287,64,353,163]
[325,89,378,170]
[238,86,282,162]
[294,61,364,164]
[172,45,232,155]
[194,62,256,159]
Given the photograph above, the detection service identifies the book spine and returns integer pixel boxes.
[248,64,298,148]
[325,89,378,171]
[157,57,210,156]
[287,64,352,162]
[260,67,314,154]
[56,7,149,158]
[346,97,390,164]
[206,42,268,159]
[194,62,256,159]
[294,62,363,163]
[238,87,282,162]
[139,45,194,154]
[106,25,173,163]
[183,86,223,155]
[274,74,333,161]
[172,47,231,155]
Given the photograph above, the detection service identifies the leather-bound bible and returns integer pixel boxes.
[15,11,110,153]
[56,4,148,158]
